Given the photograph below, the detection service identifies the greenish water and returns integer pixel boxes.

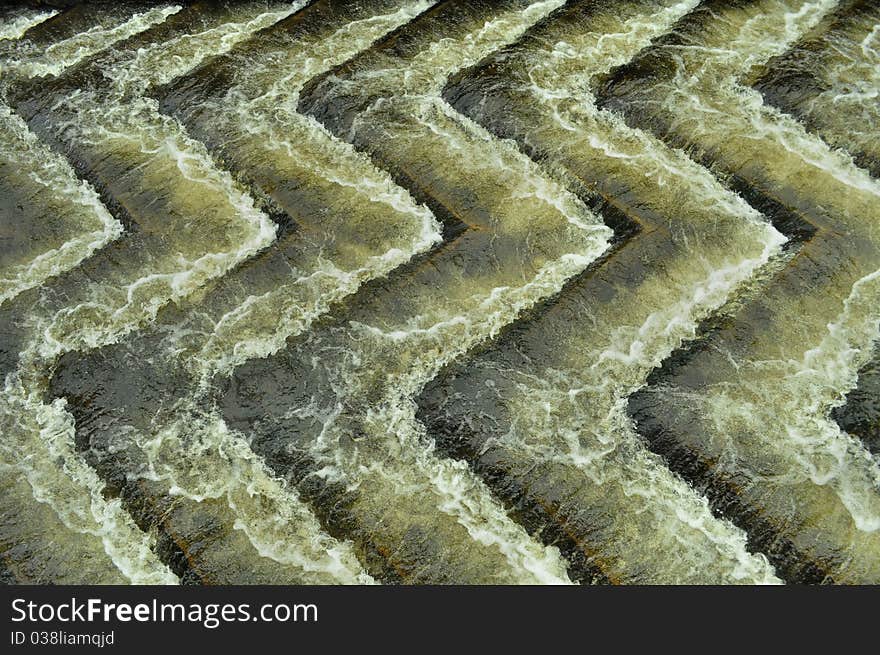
[0,0,877,585]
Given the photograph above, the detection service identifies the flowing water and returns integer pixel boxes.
[756,0,880,177]
[1,0,878,584]
[599,0,880,582]
[754,0,880,461]
[0,9,57,44]
[423,0,781,584]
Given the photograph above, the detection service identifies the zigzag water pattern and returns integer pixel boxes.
[0,0,877,584]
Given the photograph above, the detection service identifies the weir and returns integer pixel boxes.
[419,0,782,584]
[53,0,608,584]
[0,5,183,584]
[1,0,877,585]
[50,0,449,585]
[0,3,179,79]
[598,0,880,582]
[211,0,617,583]
[0,2,307,584]
[754,0,880,452]
[0,103,121,305]
[0,4,179,305]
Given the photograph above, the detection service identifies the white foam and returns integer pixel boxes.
[136,410,375,583]
[0,104,122,305]
[2,6,181,78]
[1,2,308,584]
[0,375,176,584]
[0,9,58,42]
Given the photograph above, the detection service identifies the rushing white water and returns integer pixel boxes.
[136,410,375,584]
[0,103,121,304]
[428,0,783,583]
[0,376,176,584]
[0,3,312,584]
[664,0,880,529]
[0,9,58,42]
[779,5,880,168]
[601,0,880,580]
[251,0,623,583]
[0,6,159,304]
[56,1,463,584]
[0,5,181,584]
[165,0,441,381]
[0,6,181,79]
[696,269,880,527]
[4,0,876,584]
[14,2,309,357]
[88,0,600,584]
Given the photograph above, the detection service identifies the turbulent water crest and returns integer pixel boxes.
[0,9,58,43]
[598,0,880,582]
[1,0,879,584]
[425,0,784,583]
